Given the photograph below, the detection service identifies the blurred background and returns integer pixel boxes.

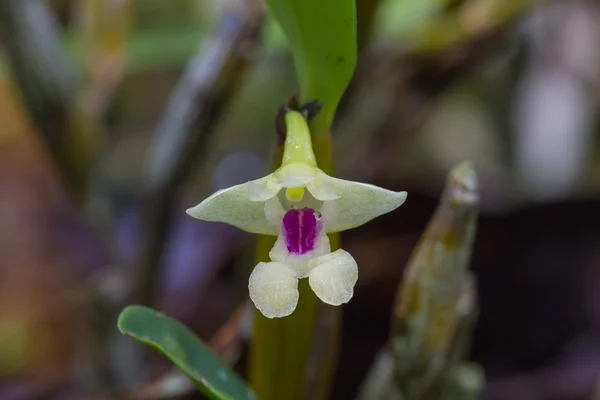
[1,0,600,399]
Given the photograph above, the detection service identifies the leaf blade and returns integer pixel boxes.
[265,0,357,135]
[118,305,257,400]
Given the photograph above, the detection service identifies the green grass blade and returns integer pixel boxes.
[118,305,257,400]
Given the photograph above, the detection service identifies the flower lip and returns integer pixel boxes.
[282,207,320,255]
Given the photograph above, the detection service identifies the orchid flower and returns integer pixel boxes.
[187,110,407,318]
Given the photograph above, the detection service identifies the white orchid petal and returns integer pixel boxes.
[306,175,341,201]
[186,177,278,235]
[247,175,281,201]
[264,197,285,226]
[317,175,407,233]
[248,262,299,318]
[272,163,318,188]
[308,249,358,306]
[269,227,331,278]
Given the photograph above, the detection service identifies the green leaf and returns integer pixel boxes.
[118,305,257,400]
[265,0,357,135]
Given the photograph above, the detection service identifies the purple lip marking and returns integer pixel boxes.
[282,207,318,255]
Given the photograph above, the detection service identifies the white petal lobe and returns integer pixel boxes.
[247,176,281,201]
[186,176,279,235]
[317,174,408,233]
[272,163,318,188]
[248,262,299,318]
[306,174,341,201]
[308,250,358,306]
[264,197,286,226]
[269,228,331,278]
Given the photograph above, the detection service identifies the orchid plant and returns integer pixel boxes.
[115,0,484,397]
[187,109,407,318]
[117,1,406,398]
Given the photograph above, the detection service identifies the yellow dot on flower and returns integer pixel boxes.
[285,186,305,202]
